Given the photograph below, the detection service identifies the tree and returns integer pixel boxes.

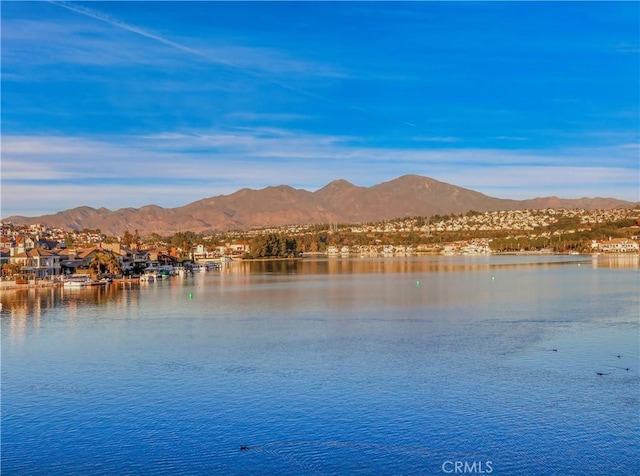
[122,230,134,247]
[171,231,199,259]
[133,229,141,248]
[2,262,23,278]
[64,232,76,248]
[146,233,166,246]
[89,251,123,279]
[247,233,297,258]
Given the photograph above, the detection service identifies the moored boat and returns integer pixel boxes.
[63,276,93,287]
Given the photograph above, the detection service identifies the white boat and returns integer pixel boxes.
[141,267,162,282]
[63,277,93,287]
[175,266,190,276]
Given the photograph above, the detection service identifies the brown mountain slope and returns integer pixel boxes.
[3,175,635,235]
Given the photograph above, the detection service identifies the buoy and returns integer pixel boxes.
[188,293,193,299]
[416,280,420,287]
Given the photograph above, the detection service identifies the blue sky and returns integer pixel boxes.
[2,1,639,218]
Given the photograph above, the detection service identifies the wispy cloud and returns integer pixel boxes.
[1,18,180,71]
[615,43,640,54]
[226,112,314,123]
[3,5,345,82]
[412,136,460,143]
[495,136,528,141]
[616,143,640,150]
[3,130,638,217]
[42,1,345,83]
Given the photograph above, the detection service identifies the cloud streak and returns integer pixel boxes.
[47,2,340,98]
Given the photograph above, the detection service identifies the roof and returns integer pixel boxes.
[10,248,59,258]
[76,247,102,259]
[600,238,638,244]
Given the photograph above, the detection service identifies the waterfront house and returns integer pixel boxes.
[58,247,118,275]
[229,243,250,255]
[98,243,150,271]
[146,247,177,266]
[9,248,61,278]
[591,238,640,253]
[57,248,94,275]
[76,247,103,265]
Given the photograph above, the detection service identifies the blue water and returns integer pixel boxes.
[2,255,639,475]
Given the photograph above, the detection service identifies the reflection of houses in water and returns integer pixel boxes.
[1,284,142,340]
[591,253,639,269]
[2,287,59,339]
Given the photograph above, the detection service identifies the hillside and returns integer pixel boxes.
[4,175,635,235]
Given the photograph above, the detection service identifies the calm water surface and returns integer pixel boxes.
[2,255,639,475]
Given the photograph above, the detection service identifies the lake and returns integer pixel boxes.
[2,255,639,475]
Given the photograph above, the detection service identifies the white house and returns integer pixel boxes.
[592,238,640,253]
[10,248,61,278]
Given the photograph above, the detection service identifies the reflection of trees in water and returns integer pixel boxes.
[291,258,501,275]
[246,260,304,274]
[246,258,436,275]
[245,255,640,276]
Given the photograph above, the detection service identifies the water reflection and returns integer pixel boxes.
[0,284,143,340]
[591,253,640,269]
[244,255,599,275]
[1,255,637,339]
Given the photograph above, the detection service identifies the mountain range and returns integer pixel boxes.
[4,175,635,236]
